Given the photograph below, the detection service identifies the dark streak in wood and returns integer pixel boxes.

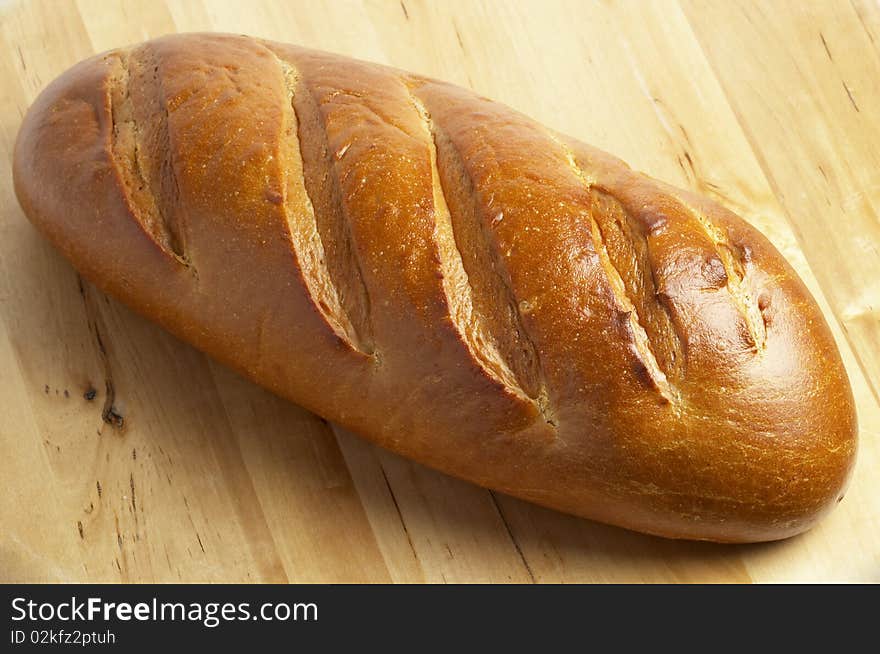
[379,465,421,566]
[684,150,695,172]
[115,514,123,549]
[488,492,536,583]
[399,0,409,20]
[820,31,833,61]
[78,281,125,429]
[94,328,106,356]
[678,122,693,147]
[843,81,860,112]
[453,21,465,51]
[101,378,124,429]
[851,0,876,45]
[129,473,137,513]
[164,544,173,571]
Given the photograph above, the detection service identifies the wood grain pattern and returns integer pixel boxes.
[0,0,877,583]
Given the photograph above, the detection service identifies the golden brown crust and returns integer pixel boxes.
[13,33,857,542]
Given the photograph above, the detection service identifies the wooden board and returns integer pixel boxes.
[1,0,878,583]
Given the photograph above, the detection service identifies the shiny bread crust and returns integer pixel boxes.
[13,34,857,542]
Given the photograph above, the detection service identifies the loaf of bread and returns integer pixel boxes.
[13,33,857,542]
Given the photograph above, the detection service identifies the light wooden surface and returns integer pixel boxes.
[1,0,878,583]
